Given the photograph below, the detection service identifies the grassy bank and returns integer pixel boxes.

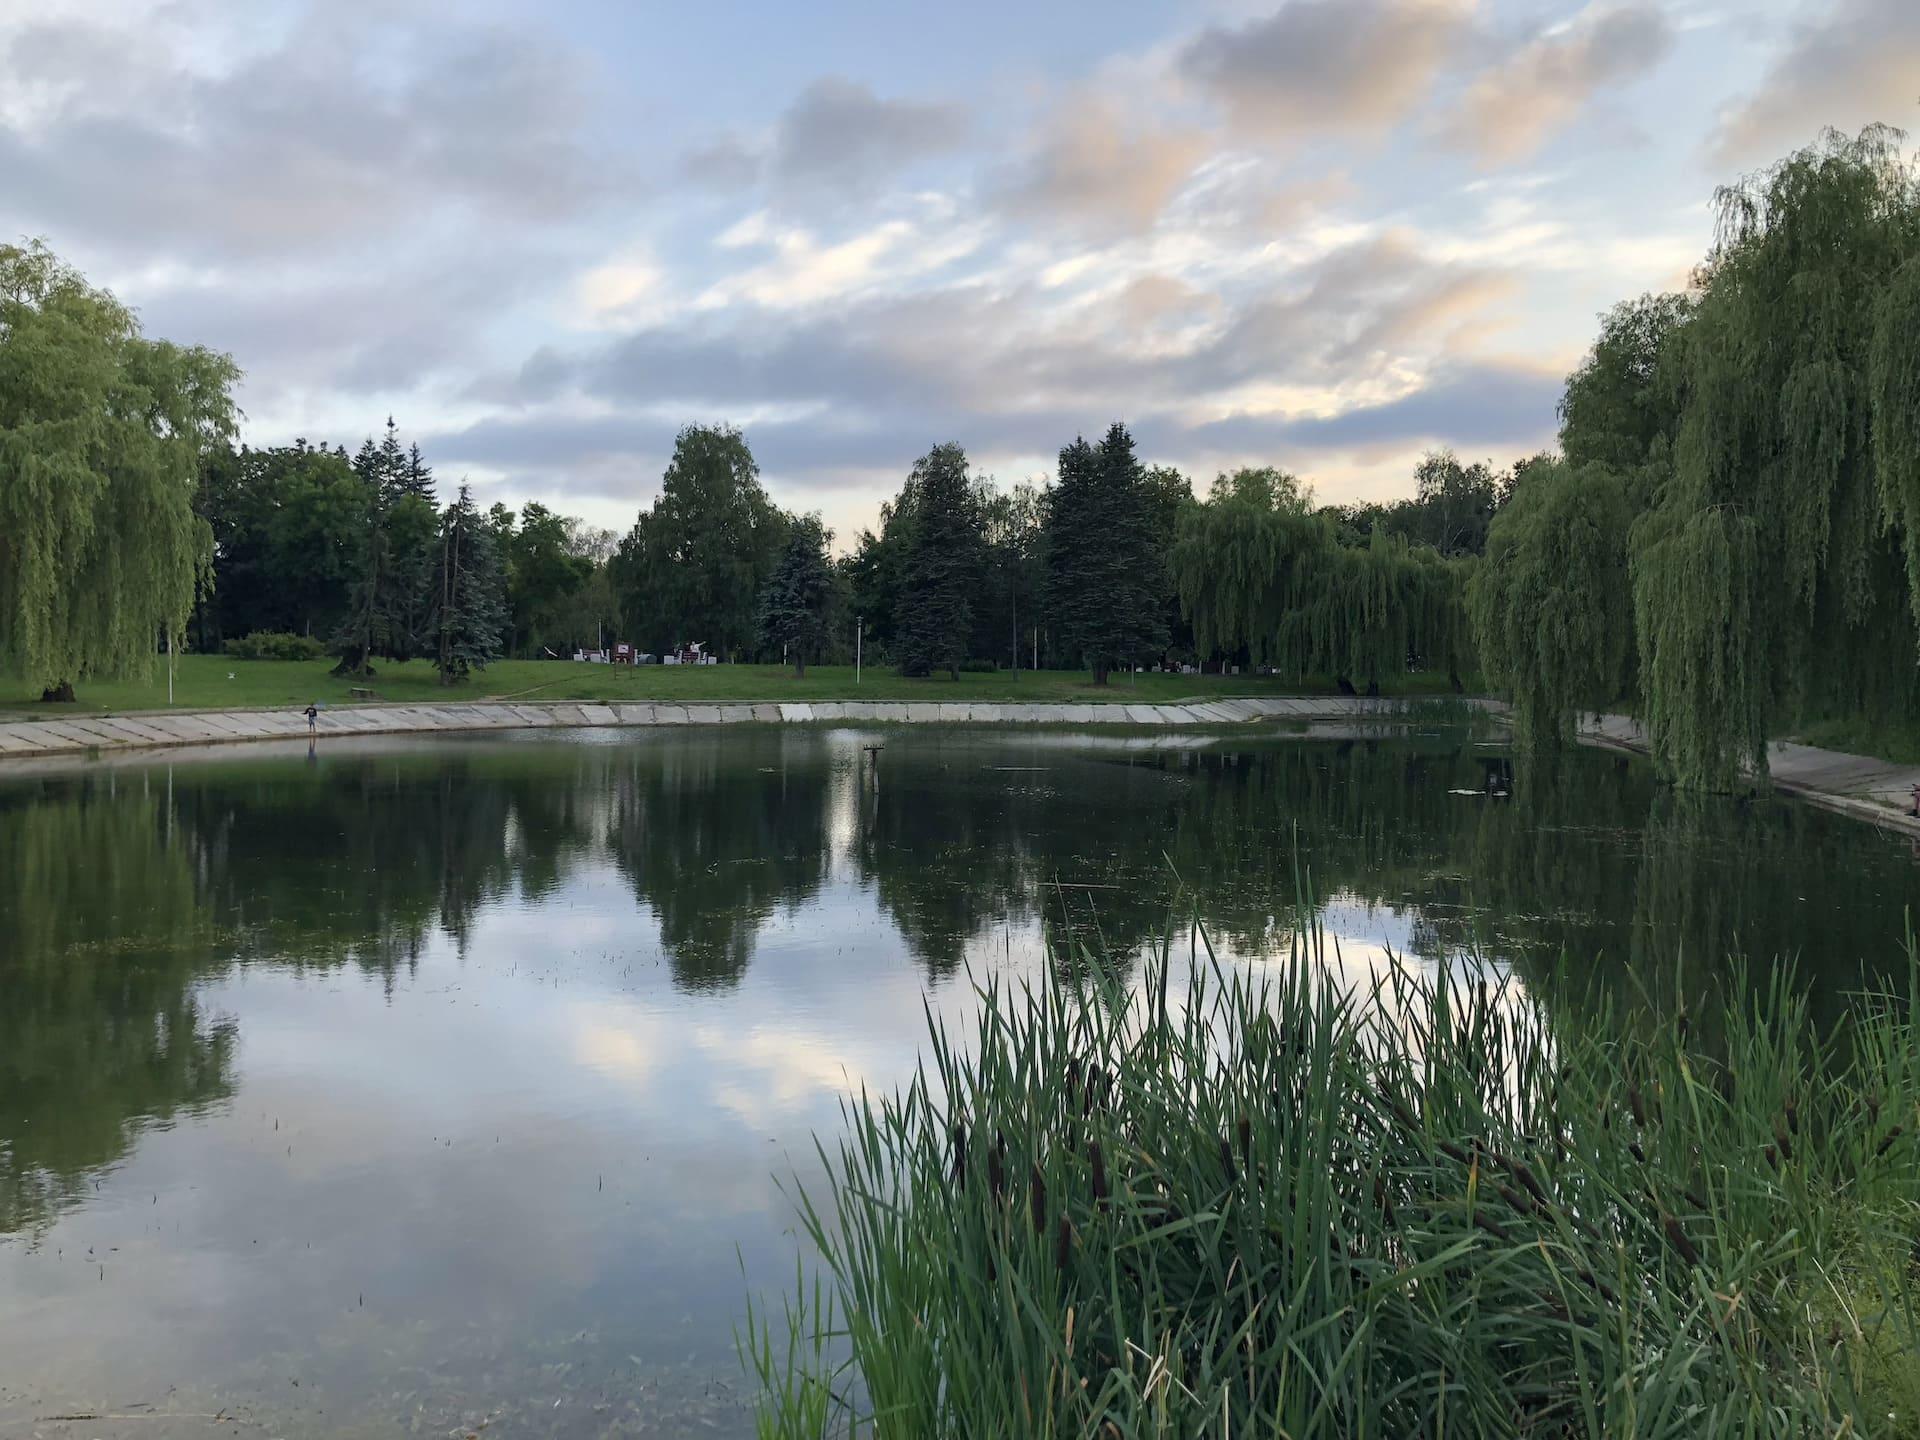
[0,657,1469,717]
[745,927,1920,1437]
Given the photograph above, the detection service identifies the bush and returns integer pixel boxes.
[956,658,998,673]
[222,631,328,661]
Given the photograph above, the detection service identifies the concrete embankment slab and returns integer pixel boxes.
[0,693,1491,768]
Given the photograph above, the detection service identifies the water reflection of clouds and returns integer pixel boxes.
[8,728,1917,1438]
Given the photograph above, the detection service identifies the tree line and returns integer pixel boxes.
[17,118,1905,780]
[192,423,618,683]
[1,237,1513,700]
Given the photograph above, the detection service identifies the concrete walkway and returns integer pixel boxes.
[0,695,1480,764]
[1579,713,1920,836]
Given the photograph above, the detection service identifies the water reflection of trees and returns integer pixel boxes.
[604,732,834,992]
[0,783,235,1235]
[4,730,1914,1235]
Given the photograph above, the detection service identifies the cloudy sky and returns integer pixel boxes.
[4,0,1914,542]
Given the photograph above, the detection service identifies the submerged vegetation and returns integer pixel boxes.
[747,922,1920,1436]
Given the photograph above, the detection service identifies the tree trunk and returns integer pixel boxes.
[40,680,75,703]
[1092,665,1109,686]
[794,655,806,679]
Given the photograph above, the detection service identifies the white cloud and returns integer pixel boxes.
[1449,3,1674,164]
[1711,0,1920,165]
[696,211,986,311]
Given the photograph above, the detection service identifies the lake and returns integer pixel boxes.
[2,724,1916,1437]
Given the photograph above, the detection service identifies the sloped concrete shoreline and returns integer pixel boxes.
[6,697,1914,839]
[0,694,1489,764]
[1577,713,1920,837]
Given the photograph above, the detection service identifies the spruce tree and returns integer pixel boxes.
[1044,423,1168,683]
[374,417,408,505]
[758,517,834,677]
[331,425,437,676]
[429,484,508,684]
[330,479,392,678]
[897,443,984,679]
[402,442,435,504]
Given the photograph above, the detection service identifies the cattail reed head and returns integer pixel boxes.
[952,1119,968,1187]
[1661,1212,1701,1270]
[1030,1165,1047,1236]
[1773,1126,1793,1163]
[1509,1158,1548,1208]
[1627,1083,1647,1129]
[1055,1213,1072,1271]
[1219,1134,1238,1186]
[1089,1141,1108,1207]
[989,1132,1006,1202]
[1372,1172,1395,1226]
[1876,1124,1904,1159]
[1784,1094,1800,1136]
[1628,1140,1647,1164]
[1237,1113,1252,1169]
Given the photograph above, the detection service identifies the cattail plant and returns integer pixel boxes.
[743,908,1920,1439]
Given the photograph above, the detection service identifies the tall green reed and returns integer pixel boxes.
[744,914,1920,1437]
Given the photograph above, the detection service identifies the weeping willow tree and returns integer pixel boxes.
[1625,126,1920,789]
[0,241,240,700]
[1173,488,1472,690]
[1469,460,1634,745]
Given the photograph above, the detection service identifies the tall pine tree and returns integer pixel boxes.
[329,466,402,678]
[429,484,508,685]
[402,442,435,504]
[331,421,436,676]
[897,443,984,679]
[1045,423,1168,683]
[758,516,834,677]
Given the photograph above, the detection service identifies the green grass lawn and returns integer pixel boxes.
[1,656,1472,717]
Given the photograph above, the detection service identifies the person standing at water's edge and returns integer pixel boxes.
[305,702,319,736]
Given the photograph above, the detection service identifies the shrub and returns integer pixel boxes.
[956,658,998,673]
[222,631,329,661]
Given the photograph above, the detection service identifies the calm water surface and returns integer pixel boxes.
[2,725,1916,1437]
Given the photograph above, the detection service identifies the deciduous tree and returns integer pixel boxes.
[610,424,783,658]
[0,242,238,700]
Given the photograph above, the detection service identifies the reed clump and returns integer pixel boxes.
[744,924,1920,1437]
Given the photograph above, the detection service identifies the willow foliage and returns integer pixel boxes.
[1616,127,1920,788]
[1173,490,1471,686]
[0,241,239,692]
[1469,461,1633,746]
